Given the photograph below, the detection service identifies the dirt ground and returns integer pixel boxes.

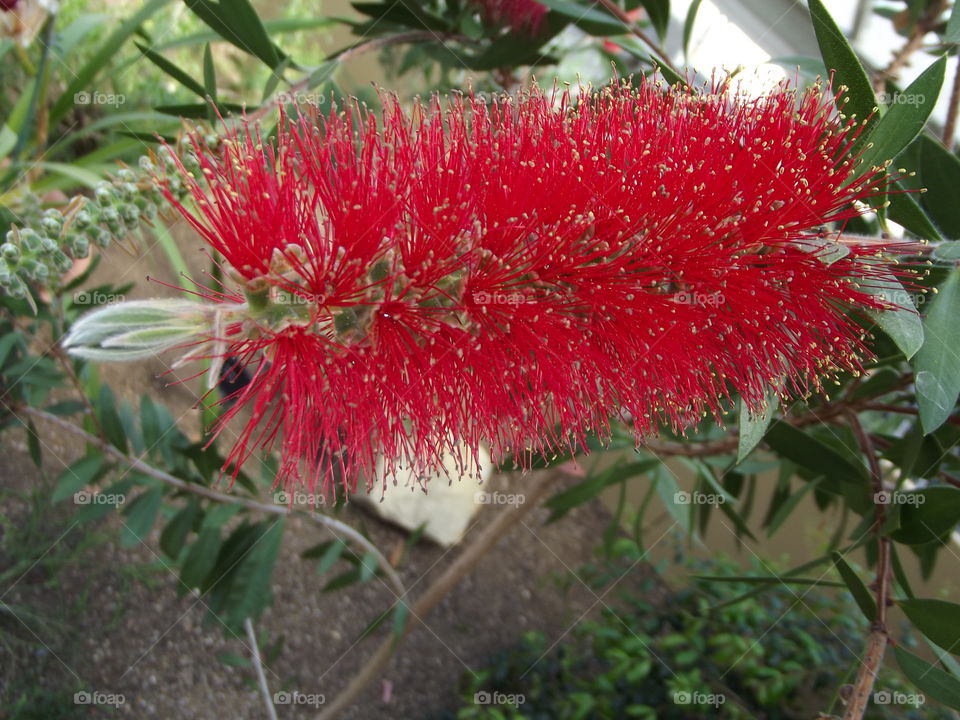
[0,219,660,719]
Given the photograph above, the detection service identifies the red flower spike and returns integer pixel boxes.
[161,78,906,499]
[471,0,548,34]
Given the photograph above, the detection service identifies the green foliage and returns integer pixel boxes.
[443,547,952,720]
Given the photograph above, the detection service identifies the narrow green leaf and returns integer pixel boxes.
[865,272,924,360]
[831,552,876,621]
[315,538,346,577]
[545,459,658,523]
[537,0,624,34]
[918,134,960,237]
[767,478,821,538]
[913,269,960,432]
[220,519,284,628]
[26,419,41,467]
[692,575,845,587]
[135,42,207,98]
[808,0,875,127]
[185,0,282,68]
[179,526,221,592]
[889,486,960,545]
[860,56,947,170]
[682,0,703,59]
[899,599,960,655]
[764,421,868,486]
[121,488,163,548]
[203,42,217,103]
[359,551,379,582]
[98,385,128,453]
[737,392,778,463]
[946,1,960,43]
[894,645,960,709]
[51,0,170,125]
[160,500,202,558]
[638,0,669,41]
[887,182,944,242]
[52,455,104,503]
[933,241,960,262]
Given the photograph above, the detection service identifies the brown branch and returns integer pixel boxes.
[944,56,960,147]
[875,0,949,90]
[842,412,893,720]
[594,0,679,75]
[316,468,564,719]
[18,407,406,599]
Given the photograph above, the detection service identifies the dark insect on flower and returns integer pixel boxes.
[153,78,905,499]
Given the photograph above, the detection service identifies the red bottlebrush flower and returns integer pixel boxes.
[472,0,547,34]
[161,78,902,499]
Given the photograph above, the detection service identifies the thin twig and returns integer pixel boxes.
[842,412,892,720]
[19,407,406,599]
[874,0,949,91]
[246,32,470,124]
[316,468,565,720]
[594,0,679,75]
[244,618,278,720]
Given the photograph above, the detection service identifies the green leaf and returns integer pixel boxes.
[860,56,947,170]
[933,241,960,262]
[917,134,960,237]
[638,0,669,41]
[217,519,284,629]
[179,526,221,593]
[886,182,944,242]
[185,0,282,69]
[135,42,207,99]
[98,385,128,453]
[766,478,820,538]
[889,486,960,544]
[913,269,960,432]
[808,0,875,128]
[51,0,171,126]
[865,272,924,360]
[894,645,960,710]
[545,459,658,523]
[52,455,104,503]
[831,552,876,621]
[537,0,624,35]
[315,538,346,577]
[737,392,778,464]
[160,500,202,558]
[899,599,960,655]
[682,0,703,58]
[121,488,163,548]
[763,421,868,486]
[946,0,960,43]
[359,551,379,582]
[203,42,217,102]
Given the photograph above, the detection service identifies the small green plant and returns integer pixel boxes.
[446,541,951,720]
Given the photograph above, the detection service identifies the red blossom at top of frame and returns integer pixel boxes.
[160,78,907,498]
[472,0,548,34]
